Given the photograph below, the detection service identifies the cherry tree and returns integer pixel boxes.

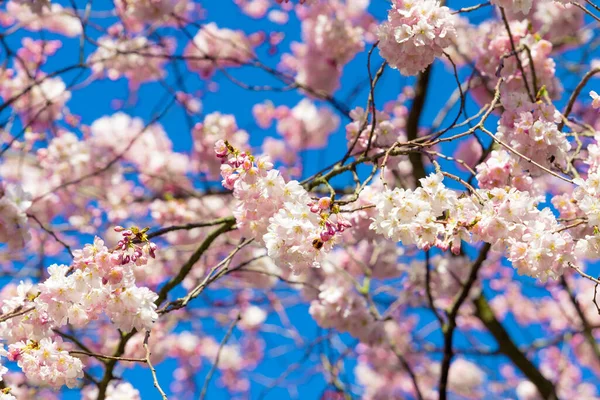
[1,0,600,399]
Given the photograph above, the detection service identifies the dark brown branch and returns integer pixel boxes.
[559,67,600,130]
[438,243,490,400]
[155,219,236,306]
[474,295,558,400]
[406,66,432,184]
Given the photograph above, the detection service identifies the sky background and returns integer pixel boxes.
[3,0,600,398]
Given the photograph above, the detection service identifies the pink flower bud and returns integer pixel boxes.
[148,242,157,258]
[320,230,333,242]
[337,220,352,232]
[309,203,320,213]
[325,221,336,236]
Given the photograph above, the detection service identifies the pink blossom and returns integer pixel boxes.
[454,137,483,171]
[377,0,456,76]
[185,23,255,79]
[591,90,600,109]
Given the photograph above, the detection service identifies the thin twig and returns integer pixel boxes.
[199,312,242,400]
[144,331,168,400]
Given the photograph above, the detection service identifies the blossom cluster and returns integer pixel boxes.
[370,172,462,252]
[253,99,339,150]
[473,19,561,107]
[0,230,159,388]
[496,102,571,171]
[16,38,61,71]
[572,172,600,259]
[474,187,575,280]
[345,101,409,153]
[88,34,174,88]
[114,0,191,28]
[6,337,83,389]
[2,1,82,37]
[371,172,576,280]
[309,264,385,344]
[529,1,584,43]
[377,0,456,76]
[185,23,255,79]
[193,113,250,179]
[90,112,190,193]
[0,183,31,251]
[280,1,371,94]
[37,132,92,184]
[491,0,535,14]
[216,140,350,274]
[0,66,71,130]
[82,381,141,400]
[475,149,542,196]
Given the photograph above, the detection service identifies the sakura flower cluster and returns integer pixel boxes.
[490,0,534,14]
[185,23,255,79]
[280,1,371,94]
[88,34,173,87]
[371,172,575,280]
[309,264,385,344]
[114,0,191,28]
[571,172,600,259]
[2,1,82,37]
[476,149,541,195]
[528,1,584,43]
[496,103,571,172]
[6,338,83,389]
[370,172,462,252]
[474,187,575,281]
[253,99,339,150]
[193,112,250,178]
[216,140,350,274]
[0,66,71,130]
[90,113,190,193]
[0,183,31,251]
[377,0,456,76]
[473,20,561,107]
[0,229,160,388]
[345,101,409,153]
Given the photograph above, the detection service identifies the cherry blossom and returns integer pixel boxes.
[0,183,31,251]
[377,0,456,75]
[185,23,255,79]
[591,90,600,109]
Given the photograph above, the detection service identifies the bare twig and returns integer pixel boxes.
[199,312,242,400]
